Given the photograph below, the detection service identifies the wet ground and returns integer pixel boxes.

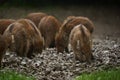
[0,5,120,80]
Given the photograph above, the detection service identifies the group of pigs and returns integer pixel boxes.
[0,12,95,66]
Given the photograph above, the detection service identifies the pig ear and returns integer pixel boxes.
[61,20,67,30]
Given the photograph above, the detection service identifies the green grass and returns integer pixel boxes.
[0,70,36,80]
[75,68,120,80]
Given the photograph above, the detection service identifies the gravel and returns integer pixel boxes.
[1,37,120,80]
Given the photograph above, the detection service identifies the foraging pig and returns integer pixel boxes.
[69,24,93,62]
[55,16,94,53]
[3,19,44,58]
[38,15,61,48]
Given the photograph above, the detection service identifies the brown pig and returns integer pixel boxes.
[25,12,47,27]
[69,24,93,62]
[3,19,44,58]
[55,16,95,53]
[0,19,15,34]
[0,34,7,66]
[38,15,61,48]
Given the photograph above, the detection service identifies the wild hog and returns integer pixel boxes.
[0,34,6,66]
[25,12,47,27]
[3,22,32,57]
[55,16,75,53]
[63,16,95,34]
[69,24,93,62]
[17,19,44,54]
[38,15,61,48]
[3,19,44,58]
[55,16,94,53]
[0,19,15,34]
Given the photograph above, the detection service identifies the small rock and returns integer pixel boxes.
[21,61,26,65]
[5,52,10,56]
[113,44,119,48]
[102,50,109,54]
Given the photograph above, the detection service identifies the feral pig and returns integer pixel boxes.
[69,24,93,62]
[38,15,61,48]
[25,12,47,27]
[55,16,94,53]
[17,19,44,54]
[0,34,7,66]
[3,19,44,58]
[0,19,15,34]
[63,16,95,34]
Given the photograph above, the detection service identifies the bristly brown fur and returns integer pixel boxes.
[69,24,93,62]
[0,19,15,34]
[26,12,47,27]
[0,34,7,66]
[55,16,94,53]
[3,19,44,58]
[38,15,61,48]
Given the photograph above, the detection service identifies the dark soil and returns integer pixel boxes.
[0,6,120,80]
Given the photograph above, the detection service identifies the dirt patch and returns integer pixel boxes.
[1,37,120,80]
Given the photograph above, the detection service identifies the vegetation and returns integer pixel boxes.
[75,68,120,80]
[0,70,36,80]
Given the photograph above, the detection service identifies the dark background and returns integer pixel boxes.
[0,0,120,6]
[0,0,120,39]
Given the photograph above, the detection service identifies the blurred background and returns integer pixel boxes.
[0,0,120,39]
[0,0,119,6]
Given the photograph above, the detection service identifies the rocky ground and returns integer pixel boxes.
[1,36,120,80]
